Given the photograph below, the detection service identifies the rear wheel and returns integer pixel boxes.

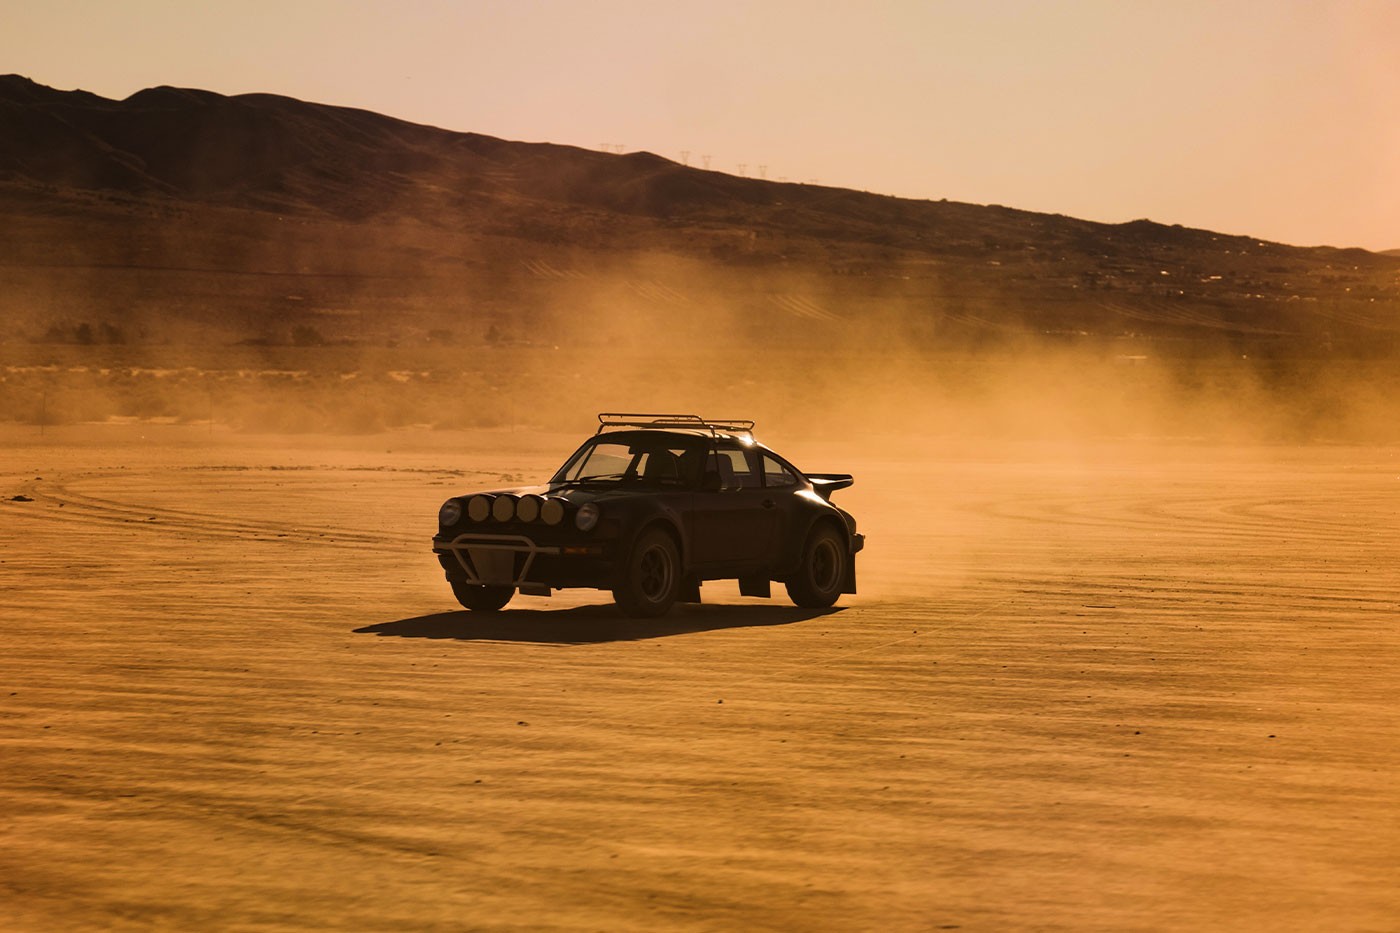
[450,581,514,612]
[613,528,680,618]
[785,524,846,608]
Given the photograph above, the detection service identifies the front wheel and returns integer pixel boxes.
[612,528,680,618]
[785,524,847,608]
[450,581,514,612]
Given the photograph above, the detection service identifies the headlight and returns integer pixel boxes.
[540,497,566,526]
[575,502,600,532]
[492,494,518,522]
[466,494,494,522]
[516,494,544,523]
[439,499,462,526]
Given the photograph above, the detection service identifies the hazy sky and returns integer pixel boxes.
[5,0,1397,250]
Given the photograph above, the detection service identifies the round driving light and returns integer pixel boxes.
[540,498,566,526]
[575,502,600,532]
[492,494,518,522]
[516,494,543,523]
[438,499,462,526]
[467,495,493,523]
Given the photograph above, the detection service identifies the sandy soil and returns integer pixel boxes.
[2,424,1398,931]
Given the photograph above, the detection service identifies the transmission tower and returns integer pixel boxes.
[679,150,690,166]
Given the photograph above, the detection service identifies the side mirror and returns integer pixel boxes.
[701,471,723,492]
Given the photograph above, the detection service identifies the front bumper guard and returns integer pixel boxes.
[433,533,561,587]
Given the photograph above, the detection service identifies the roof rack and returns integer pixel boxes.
[596,413,755,439]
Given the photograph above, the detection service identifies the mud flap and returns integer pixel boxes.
[843,555,857,594]
[680,578,702,604]
[738,575,771,598]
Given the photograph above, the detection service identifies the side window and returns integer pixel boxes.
[761,454,798,488]
[635,446,695,485]
[710,447,760,489]
[673,446,705,486]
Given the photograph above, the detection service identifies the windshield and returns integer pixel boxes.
[551,436,705,488]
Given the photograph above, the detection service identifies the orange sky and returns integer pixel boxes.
[5,0,1397,250]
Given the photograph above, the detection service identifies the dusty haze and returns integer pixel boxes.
[5,322,1399,444]
[4,303,1400,930]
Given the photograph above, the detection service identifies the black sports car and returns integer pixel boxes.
[432,413,865,617]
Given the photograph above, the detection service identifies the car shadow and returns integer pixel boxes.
[354,603,845,645]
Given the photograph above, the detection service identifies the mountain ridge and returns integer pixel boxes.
[2,75,1397,354]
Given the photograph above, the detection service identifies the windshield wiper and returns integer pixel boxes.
[550,473,628,488]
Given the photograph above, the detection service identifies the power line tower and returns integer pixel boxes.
[702,154,712,170]
[737,163,747,177]
[757,165,767,180]
[679,150,690,166]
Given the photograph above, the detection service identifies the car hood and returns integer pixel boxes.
[455,483,684,506]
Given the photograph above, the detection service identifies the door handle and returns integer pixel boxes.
[761,499,776,509]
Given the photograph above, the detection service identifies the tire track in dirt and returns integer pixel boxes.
[961,488,1383,545]
[5,438,1400,931]
[8,468,429,548]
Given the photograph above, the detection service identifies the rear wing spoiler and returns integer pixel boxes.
[806,473,854,501]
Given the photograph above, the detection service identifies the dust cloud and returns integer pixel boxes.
[4,308,1397,445]
[7,186,1396,445]
[8,265,1395,615]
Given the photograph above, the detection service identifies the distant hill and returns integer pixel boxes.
[2,74,1397,355]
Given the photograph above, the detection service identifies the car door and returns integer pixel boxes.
[757,452,800,563]
[689,444,780,568]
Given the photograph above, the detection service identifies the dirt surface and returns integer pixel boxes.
[3,424,1398,931]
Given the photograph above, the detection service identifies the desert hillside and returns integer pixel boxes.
[2,74,1397,356]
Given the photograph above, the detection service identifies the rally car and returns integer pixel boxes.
[432,413,865,618]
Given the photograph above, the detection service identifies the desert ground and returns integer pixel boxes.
[2,422,1398,931]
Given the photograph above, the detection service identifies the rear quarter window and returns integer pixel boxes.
[711,447,761,488]
[762,454,798,488]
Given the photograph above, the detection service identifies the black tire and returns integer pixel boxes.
[450,580,514,612]
[612,527,681,618]
[785,524,846,608]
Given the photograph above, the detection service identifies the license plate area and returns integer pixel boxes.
[436,534,560,587]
